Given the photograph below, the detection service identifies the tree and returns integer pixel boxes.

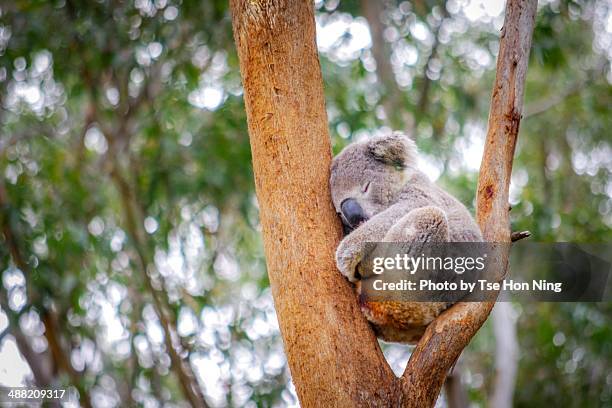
[0,1,254,405]
[230,0,537,406]
[2,0,609,406]
[230,0,395,405]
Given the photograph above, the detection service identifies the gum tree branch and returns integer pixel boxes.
[511,230,531,241]
[400,1,537,406]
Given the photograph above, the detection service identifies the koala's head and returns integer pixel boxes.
[330,131,418,233]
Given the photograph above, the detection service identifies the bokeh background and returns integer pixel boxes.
[0,0,611,407]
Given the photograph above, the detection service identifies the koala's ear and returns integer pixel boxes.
[367,131,417,168]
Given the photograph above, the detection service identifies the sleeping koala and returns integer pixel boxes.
[330,131,482,343]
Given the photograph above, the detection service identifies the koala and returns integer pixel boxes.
[330,131,482,343]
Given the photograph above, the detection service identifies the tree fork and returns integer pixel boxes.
[231,0,537,407]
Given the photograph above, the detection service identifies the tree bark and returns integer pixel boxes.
[231,0,537,406]
[400,1,537,406]
[230,1,398,406]
[476,1,537,242]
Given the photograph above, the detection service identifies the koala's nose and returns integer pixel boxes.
[341,198,368,229]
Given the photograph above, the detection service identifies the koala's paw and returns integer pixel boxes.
[384,206,449,242]
[335,238,363,283]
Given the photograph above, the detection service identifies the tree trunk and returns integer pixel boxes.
[230,0,537,406]
[444,366,469,408]
[230,1,398,406]
[361,0,412,131]
[489,302,519,408]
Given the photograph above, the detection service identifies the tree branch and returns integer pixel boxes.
[0,292,54,389]
[0,181,92,405]
[417,3,449,120]
[109,165,209,408]
[511,230,531,241]
[523,60,606,119]
[0,182,55,388]
[523,81,582,119]
[0,126,52,157]
[400,1,537,406]
[361,0,410,130]
[74,29,207,403]
[41,309,93,408]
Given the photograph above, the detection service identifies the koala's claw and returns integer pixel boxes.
[335,241,362,282]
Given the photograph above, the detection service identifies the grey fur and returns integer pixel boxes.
[330,131,482,342]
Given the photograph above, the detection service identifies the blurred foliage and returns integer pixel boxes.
[0,0,610,407]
